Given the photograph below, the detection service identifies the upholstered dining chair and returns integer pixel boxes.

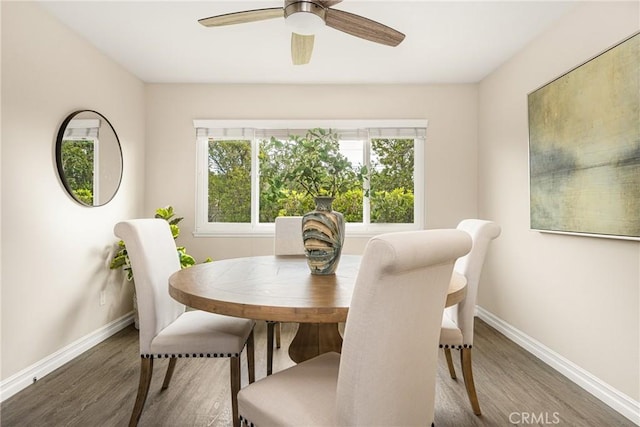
[440,219,501,416]
[114,219,256,427]
[238,229,472,426]
[267,216,305,375]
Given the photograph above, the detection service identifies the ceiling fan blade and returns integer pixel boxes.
[316,0,343,7]
[198,8,284,27]
[291,33,314,65]
[325,9,405,47]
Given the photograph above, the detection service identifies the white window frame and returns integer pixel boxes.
[194,119,427,237]
[64,119,100,204]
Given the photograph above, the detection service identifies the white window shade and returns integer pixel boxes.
[193,120,428,138]
[368,127,426,139]
[195,127,255,139]
[65,119,100,139]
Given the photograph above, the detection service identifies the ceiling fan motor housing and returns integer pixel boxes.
[284,1,327,35]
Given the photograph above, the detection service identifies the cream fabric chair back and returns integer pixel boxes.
[336,229,472,425]
[114,219,186,355]
[445,219,501,346]
[274,216,305,255]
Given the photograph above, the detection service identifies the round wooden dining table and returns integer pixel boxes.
[169,254,467,363]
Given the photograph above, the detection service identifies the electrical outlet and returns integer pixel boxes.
[100,291,106,306]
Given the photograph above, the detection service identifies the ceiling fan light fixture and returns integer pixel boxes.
[284,1,326,35]
[199,0,406,65]
[285,12,324,35]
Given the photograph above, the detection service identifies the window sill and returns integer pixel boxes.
[193,223,421,239]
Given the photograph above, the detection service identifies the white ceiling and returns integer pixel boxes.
[38,1,575,84]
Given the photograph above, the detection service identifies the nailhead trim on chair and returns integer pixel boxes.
[141,353,239,359]
[438,344,472,349]
[240,414,431,426]
[239,415,255,427]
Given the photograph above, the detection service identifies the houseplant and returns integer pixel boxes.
[110,206,206,327]
[267,128,358,274]
[110,206,198,278]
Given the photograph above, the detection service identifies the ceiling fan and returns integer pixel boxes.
[198,0,405,65]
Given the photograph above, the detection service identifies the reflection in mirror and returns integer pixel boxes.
[56,110,122,206]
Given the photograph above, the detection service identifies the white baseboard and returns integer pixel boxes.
[0,312,134,402]
[476,306,640,426]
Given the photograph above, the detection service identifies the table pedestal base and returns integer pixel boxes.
[288,323,343,363]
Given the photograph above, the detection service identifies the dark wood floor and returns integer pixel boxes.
[1,319,633,426]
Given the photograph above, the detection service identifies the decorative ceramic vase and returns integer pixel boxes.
[302,196,345,275]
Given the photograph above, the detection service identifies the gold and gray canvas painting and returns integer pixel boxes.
[528,33,639,239]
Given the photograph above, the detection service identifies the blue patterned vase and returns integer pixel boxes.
[302,196,345,275]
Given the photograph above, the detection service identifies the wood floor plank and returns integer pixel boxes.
[1,319,634,426]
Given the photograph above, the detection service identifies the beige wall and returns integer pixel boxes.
[144,84,479,261]
[478,1,639,401]
[1,2,145,380]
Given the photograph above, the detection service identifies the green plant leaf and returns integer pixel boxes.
[169,224,180,239]
[111,206,208,280]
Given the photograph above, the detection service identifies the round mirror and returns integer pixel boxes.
[55,110,123,206]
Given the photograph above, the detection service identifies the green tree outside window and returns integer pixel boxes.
[207,130,415,224]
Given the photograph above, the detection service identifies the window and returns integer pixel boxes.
[61,118,100,205]
[194,120,426,236]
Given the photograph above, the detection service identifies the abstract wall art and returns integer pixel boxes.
[528,32,640,240]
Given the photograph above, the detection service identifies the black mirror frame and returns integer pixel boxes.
[55,109,123,207]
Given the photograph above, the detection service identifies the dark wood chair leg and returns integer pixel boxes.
[444,347,457,379]
[461,348,481,416]
[129,357,153,427]
[275,322,281,349]
[246,330,255,384]
[266,321,275,376]
[161,358,177,390]
[230,356,241,427]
